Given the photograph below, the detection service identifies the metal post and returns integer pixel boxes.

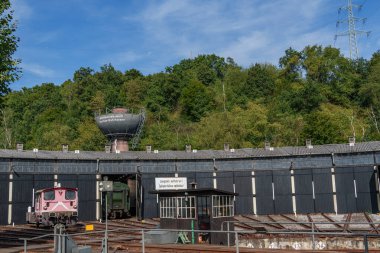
[364,234,369,253]
[312,222,315,250]
[23,239,27,253]
[57,231,61,253]
[227,222,230,247]
[191,220,194,244]
[142,229,145,253]
[105,194,108,253]
[235,231,239,253]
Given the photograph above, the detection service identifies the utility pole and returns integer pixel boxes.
[335,0,370,59]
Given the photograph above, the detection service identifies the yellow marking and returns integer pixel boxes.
[85,224,94,231]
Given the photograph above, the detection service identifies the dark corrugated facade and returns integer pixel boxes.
[0,141,379,225]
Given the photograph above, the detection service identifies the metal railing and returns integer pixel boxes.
[221,220,380,250]
[20,222,380,253]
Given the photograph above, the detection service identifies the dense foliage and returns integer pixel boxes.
[0,0,20,97]
[1,46,380,151]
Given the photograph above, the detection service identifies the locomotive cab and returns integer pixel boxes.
[26,186,78,227]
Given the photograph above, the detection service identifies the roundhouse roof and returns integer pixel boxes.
[0,141,379,161]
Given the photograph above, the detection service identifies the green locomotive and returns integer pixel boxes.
[104,181,131,219]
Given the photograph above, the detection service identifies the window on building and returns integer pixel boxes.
[212,195,234,218]
[159,196,196,219]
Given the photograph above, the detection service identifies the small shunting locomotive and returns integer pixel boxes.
[26,186,78,227]
[104,181,131,219]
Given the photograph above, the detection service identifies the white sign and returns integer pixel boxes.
[155,177,187,190]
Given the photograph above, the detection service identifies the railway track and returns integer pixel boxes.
[2,214,380,252]
[0,218,157,249]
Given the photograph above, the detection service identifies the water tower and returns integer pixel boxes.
[95,108,145,152]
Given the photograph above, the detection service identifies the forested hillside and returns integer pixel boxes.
[1,45,380,151]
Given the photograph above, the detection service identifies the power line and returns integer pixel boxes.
[334,0,370,59]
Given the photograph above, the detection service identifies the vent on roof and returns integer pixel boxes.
[349,137,355,147]
[185,144,191,153]
[74,150,80,154]
[192,149,197,153]
[146,145,152,153]
[115,149,120,154]
[62,144,68,153]
[306,139,313,149]
[16,143,23,152]
[154,149,159,154]
[230,148,235,153]
[264,141,273,151]
[105,145,111,153]
[33,148,38,153]
[224,143,230,152]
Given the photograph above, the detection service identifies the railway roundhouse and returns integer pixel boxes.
[0,141,379,225]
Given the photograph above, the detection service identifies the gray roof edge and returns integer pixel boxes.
[0,141,379,160]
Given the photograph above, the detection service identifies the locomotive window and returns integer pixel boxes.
[65,190,76,200]
[44,190,55,200]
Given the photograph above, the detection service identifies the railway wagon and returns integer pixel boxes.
[104,181,131,219]
[26,186,78,227]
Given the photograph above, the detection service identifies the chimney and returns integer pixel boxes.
[105,144,111,153]
[306,139,313,149]
[146,145,152,153]
[16,143,23,152]
[349,137,355,147]
[264,141,274,151]
[185,144,192,153]
[62,144,68,153]
[224,143,230,152]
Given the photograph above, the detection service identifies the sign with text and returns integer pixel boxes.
[155,177,187,190]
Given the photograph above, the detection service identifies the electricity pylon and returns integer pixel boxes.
[335,0,370,59]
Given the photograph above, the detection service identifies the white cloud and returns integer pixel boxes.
[108,51,145,65]
[22,63,55,78]
[220,31,270,66]
[11,0,33,20]
[128,0,334,67]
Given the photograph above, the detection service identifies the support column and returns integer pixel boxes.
[252,171,256,215]
[290,169,297,215]
[8,173,13,225]
[374,166,380,211]
[213,172,217,189]
[331,168,338,214]
[96,174,101,220]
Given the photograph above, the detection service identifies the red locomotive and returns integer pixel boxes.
[26,186,78,227]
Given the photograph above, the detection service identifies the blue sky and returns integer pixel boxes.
[10,0,380,90]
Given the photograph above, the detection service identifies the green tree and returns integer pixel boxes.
[279,47,302,82]
[180,79,213,121]
[302,104,367,144]
[0,0,20,96]
[358,53,380,137]
[245,63,277,101]
[72,117,106,151]
[192,102,269,149]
